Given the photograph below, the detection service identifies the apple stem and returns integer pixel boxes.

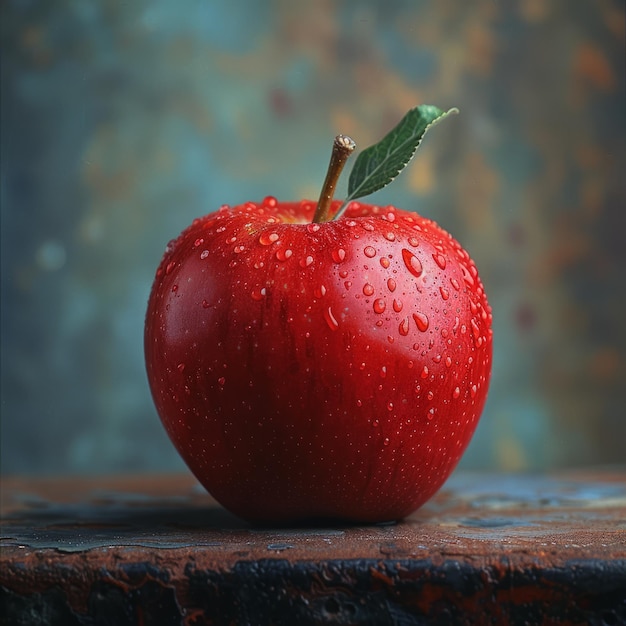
[312,135,356,223]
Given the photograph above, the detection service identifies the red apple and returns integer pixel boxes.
[145,194,492,523]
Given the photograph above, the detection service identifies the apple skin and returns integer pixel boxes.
[145,198,492,524]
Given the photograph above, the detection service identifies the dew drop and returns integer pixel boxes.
[356,399,363,407]
[332,248,346,263]
[393,299,403,313]
[387,401,394,411]
[445,356,452,368]
[421,365,429,379]
[362,283,375,296]
[166,261,176,274]
[251,288,266,301]
[263,195,278,207]
[306,223,320,233]
[202,299,210,309]
[314,284,327,298]
[471,319,481,339]
[364,246,376,258]
[300,255,314,267]
[380,257,390,269]
[324,306,339,330]
[359,362,366,370]
[439,286,450,301]
[171,284,178,293]
[384,232,396,242]
[387,278,397,292]
[339,270,348,279]
[200,250,209,260]
[433,253,447,270]
[452,387,461,399]
[380,366,387,378]
[408,237,420,247]
[413,312,429,332]
[402,249,423,277]
[427,408,435,420]
[372,418,380,427]
[177,363,185,373]
[470,384,478,398]
[218,377,226,386]
[193,238,204,248]
[427,390,434,401]
[373,299,386,314]
[344,281,352,290]
[450,277,461,291]
[383,437,390,446]
[399,317,410,336]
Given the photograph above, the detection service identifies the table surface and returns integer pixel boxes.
[2,470,626,625]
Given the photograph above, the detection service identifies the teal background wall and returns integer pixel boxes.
[2,0,625,476]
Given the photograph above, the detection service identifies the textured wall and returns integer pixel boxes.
[2,0,625,476]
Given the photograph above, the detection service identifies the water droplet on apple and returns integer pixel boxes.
[300,255,314,267]
[373,299,386,314]
[166,261,176,274]
[202,299,210,308]
[380,257,390,269]
[399,317,410,336]
[364,246,376,258]
[450,277,461,291]
[384,232,396,242]
[413,312,429,332]
[356,399,363,407]
[433,253,446,270]
[427,408,435,420]
[471,319,481,339]
[200,250,209,260]
[380,366,387,378]
[177,363,185,373]
[408,237,420,247]
[263,195,278,207]
[344,281,352,290]
[332,248,346,263]
[251,288,266,301]
[440,286,449,301]
[445,356,452,368]
[470,384,478,398]
[193,238,204,248]
[387,402,394,411]
[387,278,396,292]
[314,284,327,298]
[383,437,391,446]
[362,283,374,296]
[171,284,178,293]
[259,232,279,246]
[323,306,339,330]
[427,390,434,401]
[393,299,403,313]
[275,248,292,261]
[421,365,429,379]
[372,418,380,427]
[452,387,461,399]
[218,377,226,386]
[402,249,423,278]
[306,223,320,233]
[461,264,475,287]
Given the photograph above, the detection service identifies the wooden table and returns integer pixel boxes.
[1,470,625,625]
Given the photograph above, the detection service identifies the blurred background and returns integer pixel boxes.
[1,0,625,477]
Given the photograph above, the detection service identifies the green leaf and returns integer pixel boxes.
[346,105,458,203]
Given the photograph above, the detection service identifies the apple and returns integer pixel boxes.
[145,107,493,523]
